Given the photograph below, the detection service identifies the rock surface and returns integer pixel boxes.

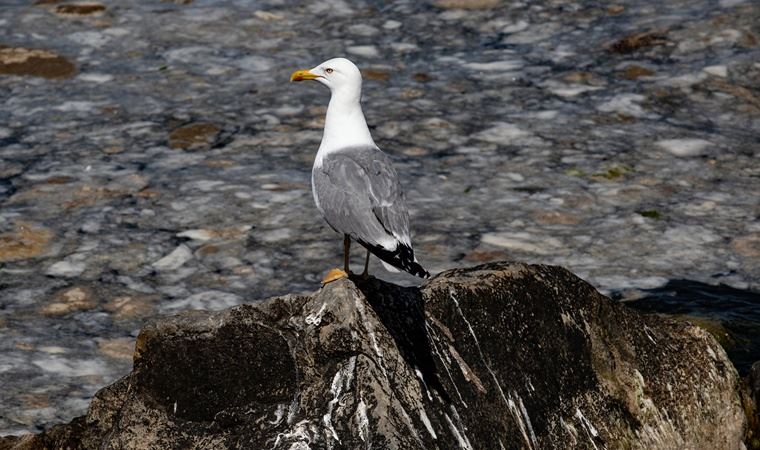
[0,263,750,449]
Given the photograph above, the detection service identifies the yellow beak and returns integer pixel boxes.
[290,69,320,82]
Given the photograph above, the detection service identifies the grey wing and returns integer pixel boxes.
[313,147,411,249]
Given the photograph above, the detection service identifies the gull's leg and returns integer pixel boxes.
[321,234,351,285]
[361,248,370,278]
[344,234,351,273]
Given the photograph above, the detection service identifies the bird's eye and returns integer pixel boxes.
[325,68,334,74]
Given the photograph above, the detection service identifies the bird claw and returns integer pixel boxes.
[321,268,349,285]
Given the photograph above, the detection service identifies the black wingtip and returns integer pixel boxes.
[359,240,430,279]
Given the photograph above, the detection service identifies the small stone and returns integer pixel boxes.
[465,60,522,71]
[169,123,221,150]
[98,338,135,360]
[731,234,760,258]
[46,260,86,277]
[413,72,433,82]
[481,231,563,255]
[40,287,96,316]
[0,222,53,262]
[463,249,511,262]
[177,226,251,242]
[153,245,193,271]
[21,394,50,409]
[346,46,379,58]
[348,24,379,37]
[54,3,106,16]
[402,147,429,157]
[15,341,35,351]
[0,45,76,79]
[435,0,500,9]
[105,295,155,319]
[253,10,283,21]
[703,65,728,77]
[563,71,599,85]
[533,211,581,225]
[610,31,667,54]
[655,138,712,157]
[621,65,655,80]
[361,69,390,82]
[383,20,401,30]
[607,5,625,14]
[473,122,530,143]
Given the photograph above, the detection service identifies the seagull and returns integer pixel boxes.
[290,57,430,283]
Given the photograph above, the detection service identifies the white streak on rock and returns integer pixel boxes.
[272,419,315,450]
[305,303,327,326]
[286,395,299,425]
[426,323,468,407]
[448,405,473,449]
[414,367,433,401]
[270,404,286,425]
[355,396,369,443]
[444,413,473,450]
[398,405,424,447]
[643,325,658,344]
[420,410,437,440]
[516,392,538,447]
[575,408,599,450]
[507,393,534,450]
[322,356,357,447]
[354,297,388,380]
[560,417,579,444]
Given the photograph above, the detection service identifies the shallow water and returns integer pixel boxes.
[1,0,760,435]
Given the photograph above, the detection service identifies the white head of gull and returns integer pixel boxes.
[291,58,375,165]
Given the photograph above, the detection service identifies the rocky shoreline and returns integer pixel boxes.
[1,263,757,449]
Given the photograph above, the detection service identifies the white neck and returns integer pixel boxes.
[315,88,375,166]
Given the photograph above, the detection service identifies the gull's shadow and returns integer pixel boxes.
[351,275,451,404]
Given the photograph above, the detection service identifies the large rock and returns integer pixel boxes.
[0,263,750,449]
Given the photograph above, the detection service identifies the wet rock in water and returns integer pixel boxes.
[0,222,53,263]
[152,244,193,271]
[1,263,747,449]
[610,30,668,53]
[434,0,501,9]
[732,234,760,258]
[655,138,712,157]
[104,295,155,320]
[168,123,222,150]
[97,338,135,360]
[620,64,655,80]
[39,286,97,316]
[360,68,390,82]
[53,3,106,16]
[0,46,76,79]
